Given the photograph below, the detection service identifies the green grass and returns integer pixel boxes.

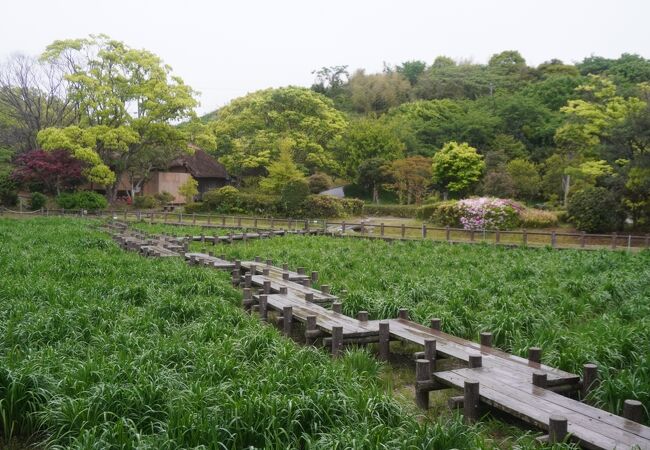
[0,217,511,449]
[205,234,650,422]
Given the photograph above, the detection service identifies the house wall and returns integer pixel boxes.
[142,172,191,203]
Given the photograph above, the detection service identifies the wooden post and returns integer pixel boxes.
[551,231,557,249]
[244,273,252,288]
[279,287,288,295]
[342,221,346,233]
[305,293,314,302]
[262,268,270,276]
[401,224,405,239]
[234,260,241,271]
[421,224,427,239]
[532,371,547,388]
[207,215,211,225]
[331,326,343,357]
[283,306,293,336]
[415,359,431,409]
[522,229,528,246]
[321,284,330,294]
[266,258,272,266]
[528,347,542,364]
[263,280,271,294]
[623,400,643,423]
[258,294,268,321]
[468,354,482,368]
[357,311,368,321]
[611,232,617,249]
[430,318,441,331]
[470,230,475,242]
[311,271,318,283]
[380,223,385,237]
[237,217,241,227]
[255,256,261,262]
[332,302,342,314]
[297,267,305,275]
[495,229,500,244]
[379,322,390,360]
[480,332,492,347]
[463,380,480,423]
[305,315,317,345]
[282,271,289,280]
[282,263,289,271]
[231,269,240,286]
[398,308,409,320]
[548,415,568,443]
[445,226,451,242]
[192,213,196,225]
[582,363,599,399]
[424,339,436,370]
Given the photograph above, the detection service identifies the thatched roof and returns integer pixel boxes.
[169,148,229,179]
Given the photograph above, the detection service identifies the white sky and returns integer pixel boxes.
[1,0,648,114]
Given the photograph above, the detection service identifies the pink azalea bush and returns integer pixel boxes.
[456,197,523,230]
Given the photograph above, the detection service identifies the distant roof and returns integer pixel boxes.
[169,148,229,179]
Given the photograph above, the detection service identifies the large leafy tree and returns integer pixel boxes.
[212,87,347,177]
[431,141,484,199]
[12,149,85,194]
[36,35,201,201]
[259,138,306,194]
[388,156,432,205]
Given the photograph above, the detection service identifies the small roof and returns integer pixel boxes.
[169,148,229,179]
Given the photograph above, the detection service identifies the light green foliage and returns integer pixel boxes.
[506,159,541,201]
[38,35,199,194]
[347,69,412,114]
[212,86,347,176]
[178,176,199,203]
[431,141,485,197]
[336,117,405,178]
[555,75,646,156]
[388,156,432,204]
[259,140,306,194]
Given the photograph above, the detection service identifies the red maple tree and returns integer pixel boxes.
[12,149,86,195]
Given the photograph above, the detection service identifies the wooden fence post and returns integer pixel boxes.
[357,311,369,321]
[258,294,268,321]
[580,231,586,248]
[582,364,599,400]
[282,306,293,336]
[548,415,568,443]
[398,308,409,320]
[611,232,617,249]
[551,231,557,248]
[332,302,342,314]
[424,339,436,371]
[401,224,405,239]
[430,318,441,331]
[468,354,482,368]
[380,223,385,237]
[522,229,528,246]
[495,229,500,244]
[480,332,492,347]
[421,224,427,239]
[532,371,547,388]
[528,347,542,364]
[445,226,451,242]
[623,400,643,423]
[305,315,317,345]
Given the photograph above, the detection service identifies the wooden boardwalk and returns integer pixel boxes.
[107,221,650,449]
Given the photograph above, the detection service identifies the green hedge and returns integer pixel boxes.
[362,204,418,218]
[57,191,108,210]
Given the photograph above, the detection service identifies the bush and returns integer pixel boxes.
[281,179,310,212]
[0,172,18,206]
[203,186,241,212]
[519,208,558,229]
[362,204,418,218]
[417,200,460,226]
[155,191,174,205]
[57,191,108,210]
[133,195,158,209]
[568,187,623,232]
[303,195,345,217]
[308,173,333,194]
[29,192,47,210]
[184,202,205,213]
[456,198,521,230]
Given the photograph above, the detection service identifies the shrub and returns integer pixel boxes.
[519,208,558,229]
[456,197,521,230]
[155,191,174,205]
[568,187,623,232]
[308,173,333,194]
[303,195,345,217]
[203,186,240,212]
[0,172,18,206]
[340,198,364,216]
[29,192,47,210]
[56,191,108,210]
[280,179,310,212]
[238,193,280,215]
[133,195,158,209]
[184,202,205,213]
[362,204,418,218]
[417,200,460,226]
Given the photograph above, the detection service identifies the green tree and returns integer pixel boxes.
[357,158,393,203]
[396,60,427,85]
[431,141,485,199]
[506,159,541,201]
[179,177,199,203]
[347,69,412,114]
[212,87,347,176]
[336,117,405,178]
[259,139,306,194]
[388,156,432,204]
[37,35,199,201]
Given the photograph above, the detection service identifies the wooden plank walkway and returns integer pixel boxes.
[434,367,650,450]
[384,318,578,387]
[240,260,310,282]
[184,252,236,269]
[249,274,337,304]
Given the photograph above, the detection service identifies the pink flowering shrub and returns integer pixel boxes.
[456,197,523,230]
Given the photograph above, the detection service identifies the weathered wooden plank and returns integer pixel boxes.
[240,261,310,282]
[250,275,337,303]
[434,368,650,450]
[385,318,578,385]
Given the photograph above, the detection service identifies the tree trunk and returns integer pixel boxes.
[107,184,119,204]
[372,185,379,204]
[562,174,571,208]
[443,191,449,201]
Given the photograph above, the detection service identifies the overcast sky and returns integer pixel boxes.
[2,0,648,114]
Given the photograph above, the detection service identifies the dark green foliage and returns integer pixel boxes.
[133,195,158,209]
[154,191,174,205]
[29,192,47,210]
[0,171,18,206]
[568,187,624,232]
[307,172,333,193]
[362,204,418,218]
[280,179,310,212]
[416,200,460,225]
[56,191,108,210]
